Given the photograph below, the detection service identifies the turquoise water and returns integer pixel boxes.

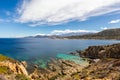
[0,38,120,68]
[57,53,84,64]
[34,53,88,68]
[57,53,89,67]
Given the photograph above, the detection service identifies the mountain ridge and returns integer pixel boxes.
[64,28,120,40]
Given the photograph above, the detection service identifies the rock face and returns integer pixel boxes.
[80,43,120,59]
[0,54,29,80]
[0,61,28,76]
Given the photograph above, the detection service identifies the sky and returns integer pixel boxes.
[0,0,120,38]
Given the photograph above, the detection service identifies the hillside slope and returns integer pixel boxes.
[65,28,120,39]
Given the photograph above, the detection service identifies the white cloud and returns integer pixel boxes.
[109,19,120,24]
[35,33,51,36]
[17,0,120,26]
[100,27,108,30]
[51,29,98,35]
[35,29,98,36]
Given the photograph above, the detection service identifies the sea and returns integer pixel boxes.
[0,38,120,68]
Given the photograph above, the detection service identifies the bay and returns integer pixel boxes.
[0,38,120,68]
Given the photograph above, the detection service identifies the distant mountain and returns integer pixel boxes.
[25,35,51,38]
[34,35,50,38]
[25,32,95,38]
[64,28,120,40]
[58,32,94,37]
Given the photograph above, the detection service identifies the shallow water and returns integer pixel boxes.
[0,38,120,68]
[57,53,89,67]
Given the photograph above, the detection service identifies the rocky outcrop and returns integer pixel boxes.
[29,59,85,80]
[0,61,28,76]
[48,59,83,75]
[74,43,120,80]
[1,54,84,80]
[0,54,29,80]
[77,58,120,80]
[80,43,120,59]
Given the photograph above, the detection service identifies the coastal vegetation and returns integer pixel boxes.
[0,54,13,61]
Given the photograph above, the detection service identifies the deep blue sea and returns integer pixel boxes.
[0,38,120,68]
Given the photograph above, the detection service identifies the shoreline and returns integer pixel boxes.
[0,43,120,80]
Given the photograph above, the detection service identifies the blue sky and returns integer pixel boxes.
[0,0,120,38]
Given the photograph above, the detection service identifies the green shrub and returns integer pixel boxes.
[0,66,10,74]
[0,54,15,62]
[15,74,30,80]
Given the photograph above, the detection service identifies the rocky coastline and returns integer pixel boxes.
[71,43,120,79]
[0,43,120,80]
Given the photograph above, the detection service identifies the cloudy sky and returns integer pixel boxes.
[0,0,120,37]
